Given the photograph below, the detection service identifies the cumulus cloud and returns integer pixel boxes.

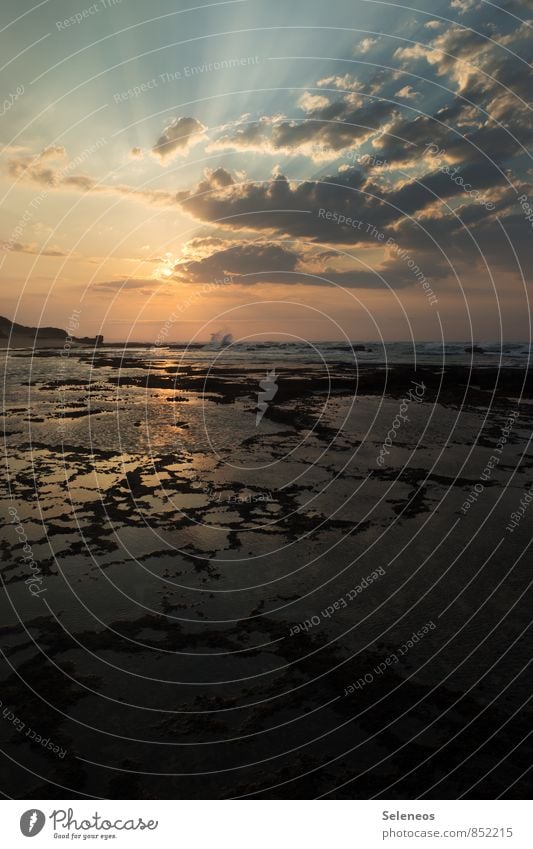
[317,73,361,91]
[171,155,529,284]
[298,91,331,112]
[152,116,207,162]
[176,166,386,240]
[208,96,398,161]
[176,162,504,244]
[172,240,302,285]
[394,18,532,110]
[395,85,422,100]
[169,236,452,293]
[450,0,481,14]
[357,37,380,54]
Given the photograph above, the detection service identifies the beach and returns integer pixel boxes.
[1,345,532,798]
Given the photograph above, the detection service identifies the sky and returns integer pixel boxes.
[0,0,531,342]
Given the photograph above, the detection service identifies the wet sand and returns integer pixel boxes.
[1,350,532,798]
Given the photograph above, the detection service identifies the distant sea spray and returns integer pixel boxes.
[205,331,233,349]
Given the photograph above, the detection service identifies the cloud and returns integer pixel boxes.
[203,28,526,170]
[7,6,530,288]
[39,146,67,161]
[450,0,481,14]
[209,96,398,161]
[172,240,302,285]
[395,85,422,100]
[4,0,527,327]
[172,158,530,285]
[394,18,532,108]
[317,74,361,91]
[176,164,500,244]
[8,155,60,187]
[152,116,207,162]
[170,237,451,293]
[371,69,532,168]
[7,148,175,205]
[90,278,164,293]
[176,166,390,241]
[298,91,331,112]
[0,240,68,257]
[357,37,380,54]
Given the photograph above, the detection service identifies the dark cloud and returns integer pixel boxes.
[391,162,507,213]
[176,166,402,242]
[210,96,399,160]
[152,116,206,162]
[172,241,302,285]
[171,238,450,292]
[174,155,533,286]
[382,16,533,172]
[393,185,533,278]
[176,162,510,249]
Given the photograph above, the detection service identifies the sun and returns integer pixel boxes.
[154,253,176,279]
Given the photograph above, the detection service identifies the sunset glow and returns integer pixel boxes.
[1,0,531,344]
